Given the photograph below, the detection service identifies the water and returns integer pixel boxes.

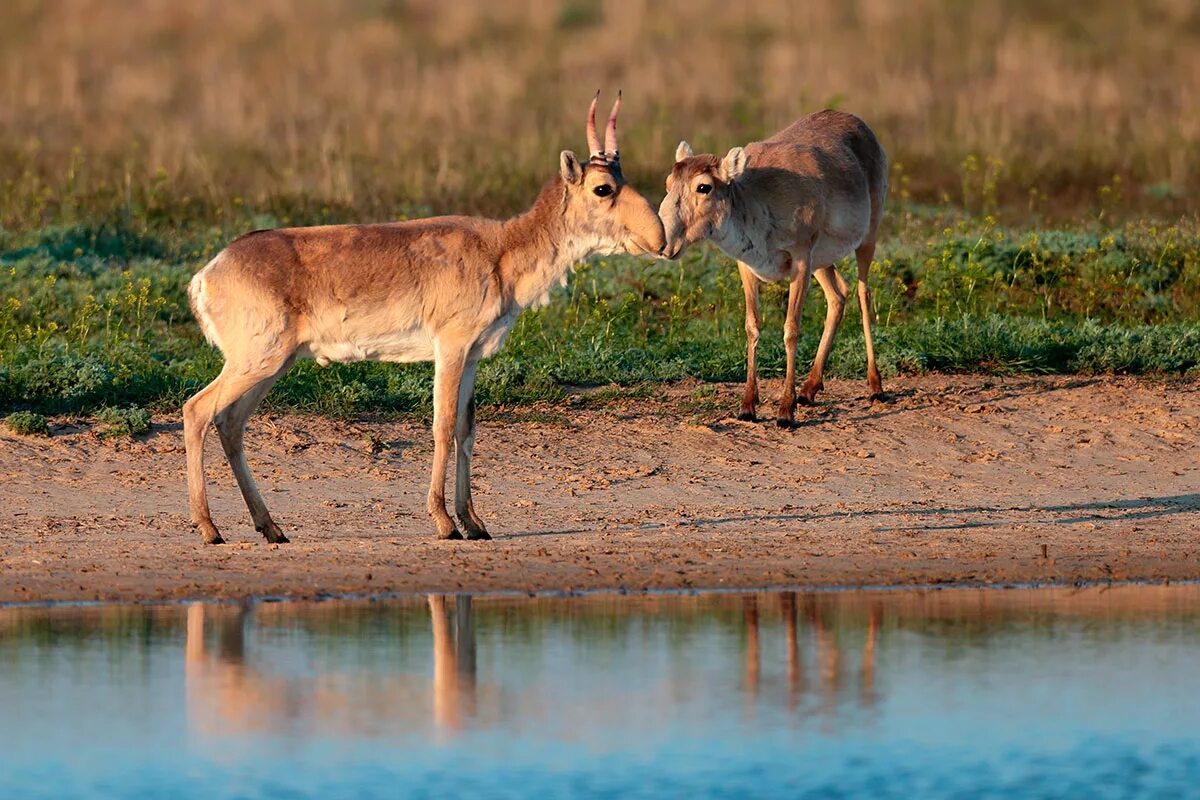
[2,585,1198,799]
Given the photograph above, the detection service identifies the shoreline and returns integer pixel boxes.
[1,576,1193,611]
[3,374,1198,604]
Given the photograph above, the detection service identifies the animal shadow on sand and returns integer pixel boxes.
[508,494,1200,539]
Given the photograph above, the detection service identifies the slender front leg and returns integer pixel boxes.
[737,261,762,421]
[428,347,466,540]
[855,242,885,401]
[453,358,490,540]
[799,265,848,405]
[777,260,813,426]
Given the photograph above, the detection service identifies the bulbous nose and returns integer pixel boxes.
[648,218,666,256]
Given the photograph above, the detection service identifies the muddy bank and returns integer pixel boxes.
[2,375,1198,603]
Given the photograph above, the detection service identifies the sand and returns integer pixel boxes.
[1,374,1197,603]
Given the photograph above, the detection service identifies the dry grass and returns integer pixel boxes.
[1,0,1198,226]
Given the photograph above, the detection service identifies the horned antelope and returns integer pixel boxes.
[659,110,888,426]
[184,94,664,544]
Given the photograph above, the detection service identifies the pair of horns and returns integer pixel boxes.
[585,91,621,161]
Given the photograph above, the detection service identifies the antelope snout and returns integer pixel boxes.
[626,237,663,257]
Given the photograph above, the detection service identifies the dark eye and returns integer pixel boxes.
[593,185,613,197]
[696,183,712,195]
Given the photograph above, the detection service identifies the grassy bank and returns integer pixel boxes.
[2,209,1197,418]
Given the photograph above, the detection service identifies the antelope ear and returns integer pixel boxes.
[560,150,583,185]
[720,146,747,182]
[675,140,694,163]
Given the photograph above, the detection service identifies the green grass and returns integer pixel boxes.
[94,405,152,438]
[5,410,49,435]
[0,209,1197,418]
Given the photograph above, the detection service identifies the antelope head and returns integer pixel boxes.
[658,141,747,260]
[557,92,665,257]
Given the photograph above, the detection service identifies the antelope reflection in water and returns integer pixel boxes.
[184,595,478,741]
[183,592,883,743]
[741,592,882,717]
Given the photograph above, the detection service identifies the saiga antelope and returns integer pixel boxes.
[659,110,888,425]
[185,94,664,544]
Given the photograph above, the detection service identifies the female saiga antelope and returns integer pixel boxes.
[659,110,888,426]
[185,95,664,544]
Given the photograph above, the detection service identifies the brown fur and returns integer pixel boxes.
[185,156,664,545]
[660,109,888,424]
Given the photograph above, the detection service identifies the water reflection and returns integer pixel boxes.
[741,593,880,717]
[184,595,481,740]
[3,585,1199,799]
[429,595,476,734]
[179,591,895,741]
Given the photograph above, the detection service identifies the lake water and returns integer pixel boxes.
[2,584,1198,799]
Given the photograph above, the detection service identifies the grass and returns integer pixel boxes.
[0,206,1197,418]
[5,411,49,436]
[94,406,152,438]
[0,2,1196,418]
[0,0,1197,226]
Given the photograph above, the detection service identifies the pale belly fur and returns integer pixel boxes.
[728,191,872,282]
[300,327,435,365]
[731,228,866,283]
[299,313,519,366]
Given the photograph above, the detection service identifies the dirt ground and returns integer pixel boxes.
[1,374,1198,603]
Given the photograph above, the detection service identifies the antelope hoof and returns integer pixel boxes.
[438,528,464,541]
[736,410,757,422]
[196,522,224,546]
[798,380,822,405]
[777,391,797,425]
[868,392,887,404]
[460,516,491,540]
[258,522,289,544]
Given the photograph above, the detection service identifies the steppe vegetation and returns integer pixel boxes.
[1,0,1197,416]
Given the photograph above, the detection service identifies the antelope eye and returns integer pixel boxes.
[696,183,712,195]
[593,184,613,197]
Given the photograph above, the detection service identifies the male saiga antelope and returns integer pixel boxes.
[659,110,888,425]
[185,95,664,544]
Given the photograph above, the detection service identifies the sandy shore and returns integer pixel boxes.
[1,374,1198,603]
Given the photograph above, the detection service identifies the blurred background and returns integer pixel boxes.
[2,0,1199,417]
[1,0,1197,226]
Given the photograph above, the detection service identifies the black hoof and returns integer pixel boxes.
[197,523,224,545]
[440,530,464,541]
[775,416,795,429]
[868,392,887,404]
[795,395,816,407]
[467,529,492,541]
[258,524,289,544]
[736,411,757,422]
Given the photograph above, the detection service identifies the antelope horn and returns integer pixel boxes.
[604,90,621,159]
[586,90,603,158]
